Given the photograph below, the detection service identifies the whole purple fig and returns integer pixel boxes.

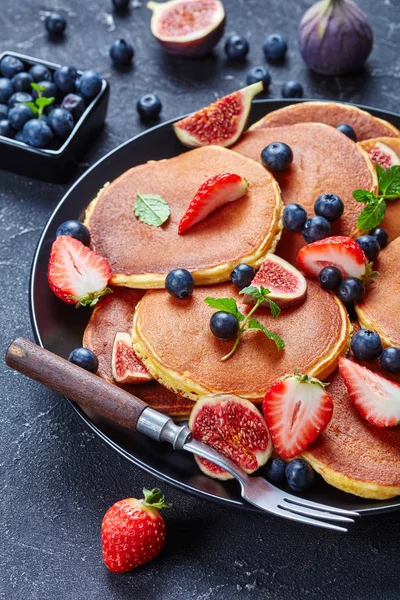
[299,0,373,76]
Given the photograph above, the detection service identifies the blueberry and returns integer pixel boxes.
[338,277,364,305]
[61,93,86,121]
[380,347,400,374]
[355,235,380,262]
[12,72,34,93]
[48,108,74,139]
[369,227,389,250]
[137,94,162,120]
[285,459,314,492]
[22,118,53,148]
[77,70,102,100]
[54,65,78,94]
[261,142,293,173]
[314,193,344,222]
[31,80,58,100]
[14,130,25,142]
[0,119,15,138]
[29,64,52,82]
[351,329,383,362]
[68,347,98,373]
[283,203,307,232]
[56,220,91,246]
[263,34,287,61]
[0,56,24,79]
[210,311,239,341]
[0,103,8,119]
[282,80,303,98]
[165,269,194,299]
[45,13,67,36]
[318,266,342,290]
[110,39,134,66]
[8,104,34,131]
[7,91,33,109]
[302,216,331,244]
[336,123,357,142]
[112,0,130,8]
[230,263,255,289]
[246,66,271,90]
[224,35,249,61]
[0,78,14,104]
[265,458,287,482]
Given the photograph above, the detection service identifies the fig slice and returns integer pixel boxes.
[188,394,272,480]
[147,0,225,57]
[367,141,400,169]
[242,254,307,309]
[173,82,264,148]
[112,332,153,385]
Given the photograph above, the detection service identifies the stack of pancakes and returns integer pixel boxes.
[83,102,400,500]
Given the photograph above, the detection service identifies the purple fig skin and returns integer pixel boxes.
[299,0,373,76]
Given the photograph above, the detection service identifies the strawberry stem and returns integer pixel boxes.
[221,298,262,361]
[141,488,171,509]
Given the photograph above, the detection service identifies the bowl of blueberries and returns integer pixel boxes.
[0,51,109,182]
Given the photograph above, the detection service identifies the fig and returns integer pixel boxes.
[173,82,263,148]
[112,332,153,385]
[188,394,272,480]
[367,141,400,170]
[147,0,225,57]
[242,254,307,309]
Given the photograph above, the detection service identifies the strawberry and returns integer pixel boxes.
[339,356,400,428]
[101,488,171,573]
[263,372,333,459]
[297,236,367,279]
[48,235,112,307]
[178,173,249,234]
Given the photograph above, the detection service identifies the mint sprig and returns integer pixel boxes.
[22,82,55,120]
[134,192,171,227]
[205,286,284,361]
[354,164,400,230]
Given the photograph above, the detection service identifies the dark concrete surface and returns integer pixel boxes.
[1,1,399,598]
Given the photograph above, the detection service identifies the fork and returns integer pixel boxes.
[6,338,359,532]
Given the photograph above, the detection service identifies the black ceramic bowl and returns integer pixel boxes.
[0,51,109,183]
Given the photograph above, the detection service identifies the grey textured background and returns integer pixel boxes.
[1,1,400,599]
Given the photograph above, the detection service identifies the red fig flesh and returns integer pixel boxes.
[367,142,400,169]
[148,0,225,57]
[242,254,307,309]
[173,82,263,148]
[112,332,153,385]
[189,394,272,480]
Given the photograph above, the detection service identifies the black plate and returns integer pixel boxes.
[30,99,400,515]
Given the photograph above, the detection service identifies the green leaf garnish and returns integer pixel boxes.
[21,82,55,120]
[355,164,400,230]
[134,192,171,227]
[357,198,386,231]
[204,297,244,321]
[247,318,285,351]
[239,285,281,319]
[30,82,46,93]
[352,189,374,204]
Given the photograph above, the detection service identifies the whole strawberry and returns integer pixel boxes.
[101,488,171,573]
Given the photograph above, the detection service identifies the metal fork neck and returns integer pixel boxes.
[136,407,192,449]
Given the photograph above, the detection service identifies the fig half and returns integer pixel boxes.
[242,254,308,309]
[189,394,272,480]
[173,82,263,148]
[112,332,153,384]
[367,141,400,169]
[148,0,225,57]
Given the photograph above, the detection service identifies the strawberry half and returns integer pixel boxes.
[339,356,400,428]
[48,235,112,307]
[297,236,367,279]
[263,372,333,459]
[178,173,249,234]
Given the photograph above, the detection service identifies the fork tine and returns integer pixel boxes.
[278,499,355,523]
[283,496,360,518]
[269,506,349,532]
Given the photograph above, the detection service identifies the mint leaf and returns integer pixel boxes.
[204,297,244,321]
[247,319,285,351]
[36,96,55,108]
[240,284,271,301]
[263,297,281,319]
[352,189,375,204]
[30,82,45,93]
[134,192,171,227]
[357,199,386,230]
[378,165,400,197]
[22,101,39,115]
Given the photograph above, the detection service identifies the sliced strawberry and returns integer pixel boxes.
[297,236,367,279]
[178,173,249,234]
[339,356,400,428]
[48,235,112,307]
[263,373,333,459]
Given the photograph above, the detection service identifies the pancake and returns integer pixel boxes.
[358,137,400,242]
[303,369,400,500]
[356,237,400,347]
[233,123,377,265]
[131,280,351,402]
[83,287,193,417]
[85,146,283,288]
[249,101,400,141]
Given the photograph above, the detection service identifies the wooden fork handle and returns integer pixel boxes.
[5,337,148,430]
